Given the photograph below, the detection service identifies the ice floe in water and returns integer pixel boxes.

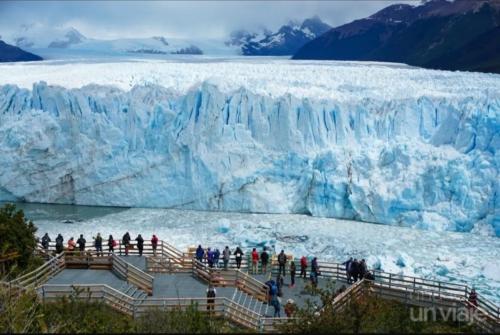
[25,204,500,304]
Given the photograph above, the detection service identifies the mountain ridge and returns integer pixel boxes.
[293,0,500,73]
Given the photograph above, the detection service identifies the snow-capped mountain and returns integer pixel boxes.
[293,0,500,73]
[0,59,498,237]
[229,16,332,56]
[3,24,237,58]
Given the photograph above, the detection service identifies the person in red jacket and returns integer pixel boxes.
[300,256,308,279]
[251,248,259,274]
[151,234,159,256]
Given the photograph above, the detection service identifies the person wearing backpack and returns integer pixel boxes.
[277,250,287,277]
[234,247,244,269]
[122,232,131,256]
[41,233,51,252]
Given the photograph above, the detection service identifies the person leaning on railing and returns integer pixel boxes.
[107,235,115,255]
[55,234,64,254]
[223,246,231,270]
[151,234,159,256]
[261,247,269,273]
[136,234,144,256]
[122,232,131,256]
[94,233,103,257]
[67,237,76,252]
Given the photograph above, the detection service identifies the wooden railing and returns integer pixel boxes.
[33,239,500,332]
[9,252,65,288]
[192,260,269,302]
[112,254,154,295]
[40,283,262,329]
[270,258,499,323]
[63,251,113,269]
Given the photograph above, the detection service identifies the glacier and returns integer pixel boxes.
[0,59,499,235]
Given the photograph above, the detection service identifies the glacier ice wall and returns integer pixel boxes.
[0,81,499,235]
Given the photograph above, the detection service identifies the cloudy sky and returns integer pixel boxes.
[0,1,421,39]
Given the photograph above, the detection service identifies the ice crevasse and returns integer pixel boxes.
[0,64,498,236]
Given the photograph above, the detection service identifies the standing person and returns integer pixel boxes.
[76,234,86,253]
[267,279,277,304]
[195,245,204,263]
[214,248,220,268]
[278,250,287,277]
[342,257,353,284]
[276,274,284,297]
[122,232,131,256]
[300,256,308,279]
[359,259,367,279]
[207,248,214,268]
[271,295,281,318]
[468,289,478,309]
[108,235,115,255]
[311,257,320,288]
[67,237,76,252]
[41,233,51,252]
[351,259,360,282]
[136,234,144,256]
[55,234,64,254]
[151,234,159,256]
[251,248,259,274]
[222,246,231,270]
[290,261,296,288]
[206,285,217,314]
[94,233,103,256]
[234,247,244,269]
[260,247,269,273]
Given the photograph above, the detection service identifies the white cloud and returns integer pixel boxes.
[0,0,420,39]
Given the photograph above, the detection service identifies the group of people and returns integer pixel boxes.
[195,245,272,272]
[264,250,321,318]
[342,257,374,283]
[40,232,160,257]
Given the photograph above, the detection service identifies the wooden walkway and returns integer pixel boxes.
[2,240,499,333]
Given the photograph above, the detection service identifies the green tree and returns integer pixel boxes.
[0,203,38,274]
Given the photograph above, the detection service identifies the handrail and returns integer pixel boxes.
[9,252,65,288]
[192,259,269,302]
[35,239,500,325]
[40,283,262,329]
[270,257,499,322]
[111,254,154,295]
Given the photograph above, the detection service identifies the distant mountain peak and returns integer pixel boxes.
[228,16,331,56]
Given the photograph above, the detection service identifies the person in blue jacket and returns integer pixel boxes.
[196,245,204,263]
